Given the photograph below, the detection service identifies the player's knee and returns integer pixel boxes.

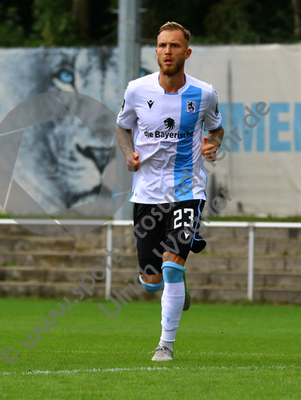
[139,275,164,292]
[162,261,185,283]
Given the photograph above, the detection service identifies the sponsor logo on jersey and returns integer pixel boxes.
[144,117,193,140]
[147,100,154,109]
[143,130,193,139]
[187,100,196,113]
[164,117,175,130]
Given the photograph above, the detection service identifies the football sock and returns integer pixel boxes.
[183,269,188,293]
[139,275,164,292]
[160,261,185,344]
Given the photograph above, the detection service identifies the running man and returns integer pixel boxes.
[116,22,224,361]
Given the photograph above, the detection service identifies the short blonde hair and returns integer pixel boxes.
[158,22,191,43]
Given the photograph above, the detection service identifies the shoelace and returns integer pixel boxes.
[154,346,172,353]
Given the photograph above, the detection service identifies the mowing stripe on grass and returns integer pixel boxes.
[1,365,301,375]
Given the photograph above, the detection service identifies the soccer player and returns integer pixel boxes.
[116,22,224,361]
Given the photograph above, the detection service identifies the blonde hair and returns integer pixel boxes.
[158,22,191,43]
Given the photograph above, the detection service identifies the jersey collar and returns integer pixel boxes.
[155,71,189,95]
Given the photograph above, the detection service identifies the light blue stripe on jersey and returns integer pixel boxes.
[174,85,202,201]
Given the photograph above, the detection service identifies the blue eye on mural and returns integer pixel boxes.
[58,70,74,84]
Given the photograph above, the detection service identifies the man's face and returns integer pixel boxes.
[156,30,191,77]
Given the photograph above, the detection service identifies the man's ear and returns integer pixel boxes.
[185,48,192,60]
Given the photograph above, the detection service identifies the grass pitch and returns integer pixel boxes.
[1,298,301,399]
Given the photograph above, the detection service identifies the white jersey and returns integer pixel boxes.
[117,72,222,204]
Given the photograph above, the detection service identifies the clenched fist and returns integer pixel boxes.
[126,151,141,171]
[201,136,217,161]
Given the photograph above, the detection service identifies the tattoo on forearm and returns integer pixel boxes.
[208,127,224,147]
[117,127,134,155]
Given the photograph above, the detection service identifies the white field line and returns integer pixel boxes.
[1,365,301,376]
[53,350,301,358]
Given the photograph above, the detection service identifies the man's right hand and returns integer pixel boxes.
[201,136,217,161]
[126,151,141,171]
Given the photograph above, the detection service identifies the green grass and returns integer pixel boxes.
[1,299,301,399]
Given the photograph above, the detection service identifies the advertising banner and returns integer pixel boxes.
[0,45,300,217]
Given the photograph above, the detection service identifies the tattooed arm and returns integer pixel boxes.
[116,125,141,171]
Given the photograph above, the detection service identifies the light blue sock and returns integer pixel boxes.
[139,275,164,292]
[162,261,185,283]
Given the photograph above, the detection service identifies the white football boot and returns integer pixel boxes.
[151,346,174,362]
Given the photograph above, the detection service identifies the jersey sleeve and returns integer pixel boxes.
[116,85,137,130]
[203,86,223,132]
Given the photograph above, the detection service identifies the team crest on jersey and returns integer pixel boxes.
[186,100,196,113]
[164,117,175,131]
[215,103,219,116]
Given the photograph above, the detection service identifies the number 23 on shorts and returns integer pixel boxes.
[173,208,194,229]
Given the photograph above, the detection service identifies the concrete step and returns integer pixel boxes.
[186,271,301,288]
[205,238,301,256]
[0,224,108,238]
[0,231,109,252]
[0,234,299,256]
[1,281,301,304]
[2,267,301,290]
[0,281,157,301]
[0,252,139,268]
[0,236,76,252]
[0,267,138,283]
[0,251,103,267]
[1,252,301,272]
[188,287,301,303]
[187,254,301,272]
[0,281,107,298]
[204,227,301,240]
[0,223,299,242]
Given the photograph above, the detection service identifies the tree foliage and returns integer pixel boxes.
[31,0,80,46]
[140,0,221,43]
[204,0,256,44]
[204,0,295,43]
[0,0,115,47]
[0,0,298,47]
[0,6,26,46]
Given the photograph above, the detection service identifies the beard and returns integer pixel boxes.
[157,57,185,77]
